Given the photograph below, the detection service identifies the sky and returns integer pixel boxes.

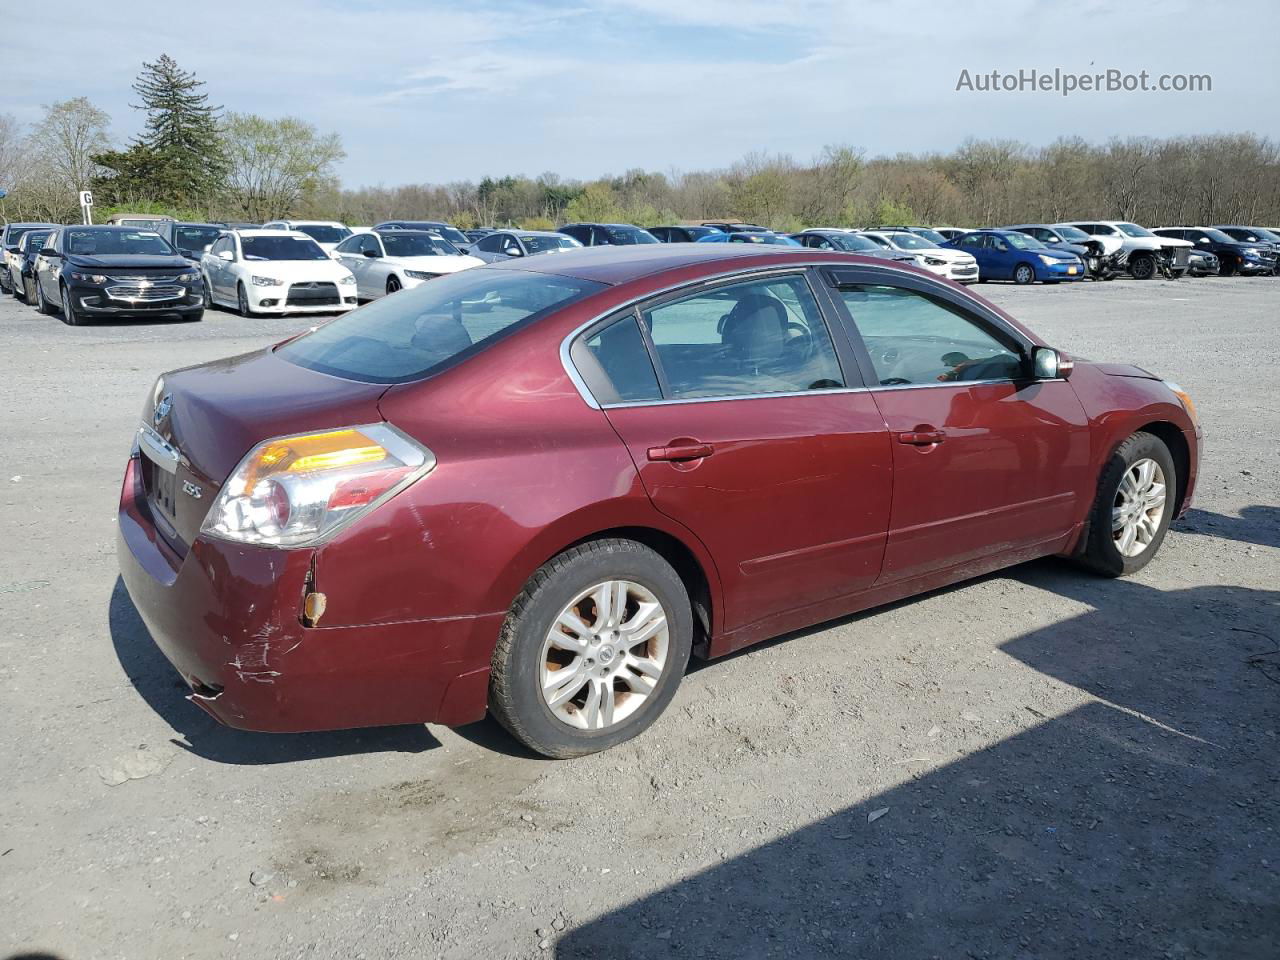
[4,0,1277,188]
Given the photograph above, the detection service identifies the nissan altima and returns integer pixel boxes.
[118,245,1200,758]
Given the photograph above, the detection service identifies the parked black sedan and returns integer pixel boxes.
[12,227,54,304]
[31,226,204,325]
[1152,227,1277,276]
[2,222,59,295]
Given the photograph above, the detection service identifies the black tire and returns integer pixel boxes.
[201,276,214,309]
[59,284,84,326]
[34,277,55,315]
[1129,254,1155,280]
[490,539,693,759]
[1013,262,1035,285]
[19,275,35,305]
[236,282,254,317]
[1077,431,1177,578]
[386,275,401,295]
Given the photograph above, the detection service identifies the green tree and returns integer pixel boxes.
[221,112,344,221]
[564,182,622,223]
[134,54,226,204]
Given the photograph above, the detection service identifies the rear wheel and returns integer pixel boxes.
[20,275,35,305]
[1129,254,1155,280]
[386,275,401,296]
[489,539,693,758]
[60,284,84,325]
[1077,432,1177,577]
[1013,262,1035,285]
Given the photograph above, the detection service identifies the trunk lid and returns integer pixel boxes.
[141,347,388,549]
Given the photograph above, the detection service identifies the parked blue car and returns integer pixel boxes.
[944,229,1085,284]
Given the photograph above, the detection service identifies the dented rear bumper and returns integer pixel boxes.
[116,456,499,732]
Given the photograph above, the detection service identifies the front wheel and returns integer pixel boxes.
[1013,263,1035,285]
[60,284,84,325]
[1077,432,1177,577]
[236,282,254,317]
[489,539,693,758]
[386,275,401,296]
[34,278,55,315]
[1129,254,1155,280]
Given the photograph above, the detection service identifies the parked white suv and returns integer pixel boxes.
[1063,221,1192,279]
[260,220,353,255]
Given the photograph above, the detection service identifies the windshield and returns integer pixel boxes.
[884,232,934,250]
[1054,225,1090,242]
[1005,233,1041,250]
[383,233,459,257]
[1116,222,1155,238]
[279,269,605,383]
[605,227,658,245]
[826,234,877,252]
[522,235,579,254]
[241,236,329,261]
[296,224,352,244]
[4,226,44,248]
[173,226,223,253]
[1196,228,1235,243]
[65,229,175,256]
[911,228,947,244]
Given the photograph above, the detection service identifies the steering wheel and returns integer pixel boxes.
[783,321,814,363]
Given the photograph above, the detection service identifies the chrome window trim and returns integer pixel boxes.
[559,259,945,410]
[596,377,1053,410]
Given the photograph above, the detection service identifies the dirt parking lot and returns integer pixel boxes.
[1,276,1277,960]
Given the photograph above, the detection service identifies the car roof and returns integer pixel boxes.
[479,242,842,284]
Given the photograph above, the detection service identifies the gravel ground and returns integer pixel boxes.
[1,274,1277,960]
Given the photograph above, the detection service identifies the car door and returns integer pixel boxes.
[333,235,363,289]
[351,234,382,299]
[35,230,62,302]
[206,236,230,300]
[958,233,998,277]
[573,269,893,643]
[825,268,1091,583]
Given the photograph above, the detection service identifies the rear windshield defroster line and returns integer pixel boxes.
[277,268,605,384]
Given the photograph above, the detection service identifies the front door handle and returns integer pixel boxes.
[648,442,714,462]
[897,429,946,446]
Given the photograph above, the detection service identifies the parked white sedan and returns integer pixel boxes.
[201,230,358,316]
[858,230,980,283]
[332,230,483,300]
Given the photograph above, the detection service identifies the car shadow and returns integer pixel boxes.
[108,577,440,765]
[556,571,1280,959]
[1178,505,1280,550]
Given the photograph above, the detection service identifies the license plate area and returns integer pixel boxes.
[147,459,179,520]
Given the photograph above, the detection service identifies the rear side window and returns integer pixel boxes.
[838,284,1023,385]
[279,268,604,384]
[574,316,661,403]
[640,275,844,400]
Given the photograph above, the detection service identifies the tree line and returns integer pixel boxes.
[2,56,1278,231]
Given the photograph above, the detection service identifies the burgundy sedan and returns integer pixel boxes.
[117,245,1200,757]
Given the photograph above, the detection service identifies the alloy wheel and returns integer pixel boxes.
[1015,264,1033,284]
[1112,458,1166,557]
[539,579,670,731]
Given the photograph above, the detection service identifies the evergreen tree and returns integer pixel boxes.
[102,54,226,207]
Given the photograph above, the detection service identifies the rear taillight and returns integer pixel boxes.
[200,423,434,547]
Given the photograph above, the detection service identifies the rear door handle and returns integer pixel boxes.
[647,442,714,462]
[897,429,946,446]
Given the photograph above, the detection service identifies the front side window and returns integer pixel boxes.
[639,274,844,399]
[211,237,233,257]
[334,236,361,253]
[279,268,605,383]
[474,233,504,253]
[839,284,1024,386]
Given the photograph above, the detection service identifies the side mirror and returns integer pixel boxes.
[179,249,194,258]
[362,249,379,258]
[39,247,58,256]
[1032,346,1073,379]
[504,247,524,258]
[217,250,234,262]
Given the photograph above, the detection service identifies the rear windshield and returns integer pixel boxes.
[242,236,329,260]
[65,229,174,256]
[278,268,605,383]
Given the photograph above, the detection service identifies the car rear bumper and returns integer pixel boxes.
[116,456,499,732]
